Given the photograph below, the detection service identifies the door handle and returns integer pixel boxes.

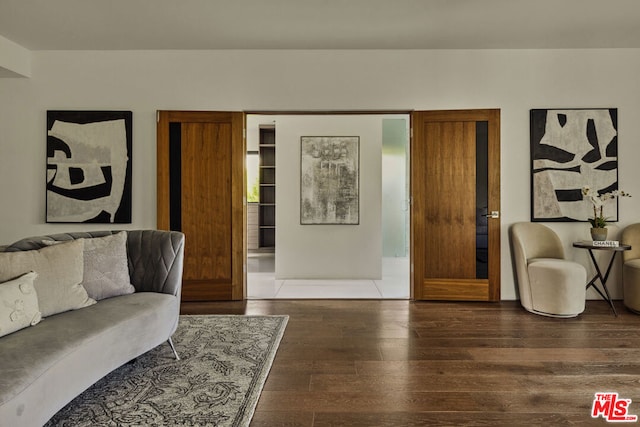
[484,211,500,219]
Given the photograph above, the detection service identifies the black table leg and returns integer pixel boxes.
[586,249,618,316]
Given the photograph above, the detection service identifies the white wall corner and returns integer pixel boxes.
[0,35,32,78]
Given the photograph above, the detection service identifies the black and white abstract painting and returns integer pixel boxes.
[530,108,618,222]
[300,136,359,225]
[46,111,132,223]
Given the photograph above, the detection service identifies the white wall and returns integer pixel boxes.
[247,113,406,280]
[0,35,31,77]
[273,115,383,280]
[2,49,640,299]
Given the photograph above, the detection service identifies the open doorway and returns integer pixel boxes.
[246,113,410,299]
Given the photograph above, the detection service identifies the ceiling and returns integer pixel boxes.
[1,0,640,51]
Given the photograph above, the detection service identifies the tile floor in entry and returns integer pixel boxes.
[247,253,410,299]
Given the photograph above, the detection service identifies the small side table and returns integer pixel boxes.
[573,241,631,316]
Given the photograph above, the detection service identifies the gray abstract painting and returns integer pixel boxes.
[530,108,618,222]
[300,136,359,225]
[47,111,132,223]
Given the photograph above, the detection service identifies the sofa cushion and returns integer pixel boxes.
[44,231,135,301]
[0,240,95,317]
[0,292,179,423]
[0,271,42,338]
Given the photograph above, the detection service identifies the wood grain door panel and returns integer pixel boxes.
[181,122,233,299]
[412,110,500,301]
[157,111,244,301]
[423,121,477,280]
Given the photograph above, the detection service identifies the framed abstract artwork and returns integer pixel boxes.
[300,136,359,225]
[530,108,618,222]
[46,110,133,223]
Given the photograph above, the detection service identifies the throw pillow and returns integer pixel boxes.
[0,240,95,317]
[82,232,135,300]
[0,271,42,338]
[43,232,135,300]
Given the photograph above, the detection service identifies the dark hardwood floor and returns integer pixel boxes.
[181,299,640,426]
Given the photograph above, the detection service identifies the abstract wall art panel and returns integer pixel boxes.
[300,136,359,225]
[530,108,618,222]
[46,111,132,223]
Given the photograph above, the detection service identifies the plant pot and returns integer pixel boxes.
[590,227,608,241]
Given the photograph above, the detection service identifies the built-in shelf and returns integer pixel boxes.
[259,127,276,248]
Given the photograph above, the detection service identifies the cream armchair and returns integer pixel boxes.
[510,222,587,317]
[621,223,640,313]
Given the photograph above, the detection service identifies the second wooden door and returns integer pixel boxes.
[411,109,501,301]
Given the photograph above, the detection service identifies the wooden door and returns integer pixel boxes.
[157,111,245,301]
[411,110,500,301]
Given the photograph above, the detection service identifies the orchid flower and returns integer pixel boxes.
[581,185,631,228]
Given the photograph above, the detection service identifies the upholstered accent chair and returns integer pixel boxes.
[510,222,587,317]
[621,223,640,313]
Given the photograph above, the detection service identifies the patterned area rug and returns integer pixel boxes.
[45,315,288,427]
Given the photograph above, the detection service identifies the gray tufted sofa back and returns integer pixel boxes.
[4,230,185,297]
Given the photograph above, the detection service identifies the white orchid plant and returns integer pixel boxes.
[581,185,631,228]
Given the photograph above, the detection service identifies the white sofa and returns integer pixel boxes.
[0,230,184,427]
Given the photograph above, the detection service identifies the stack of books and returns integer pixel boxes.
[589,240,620,247]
